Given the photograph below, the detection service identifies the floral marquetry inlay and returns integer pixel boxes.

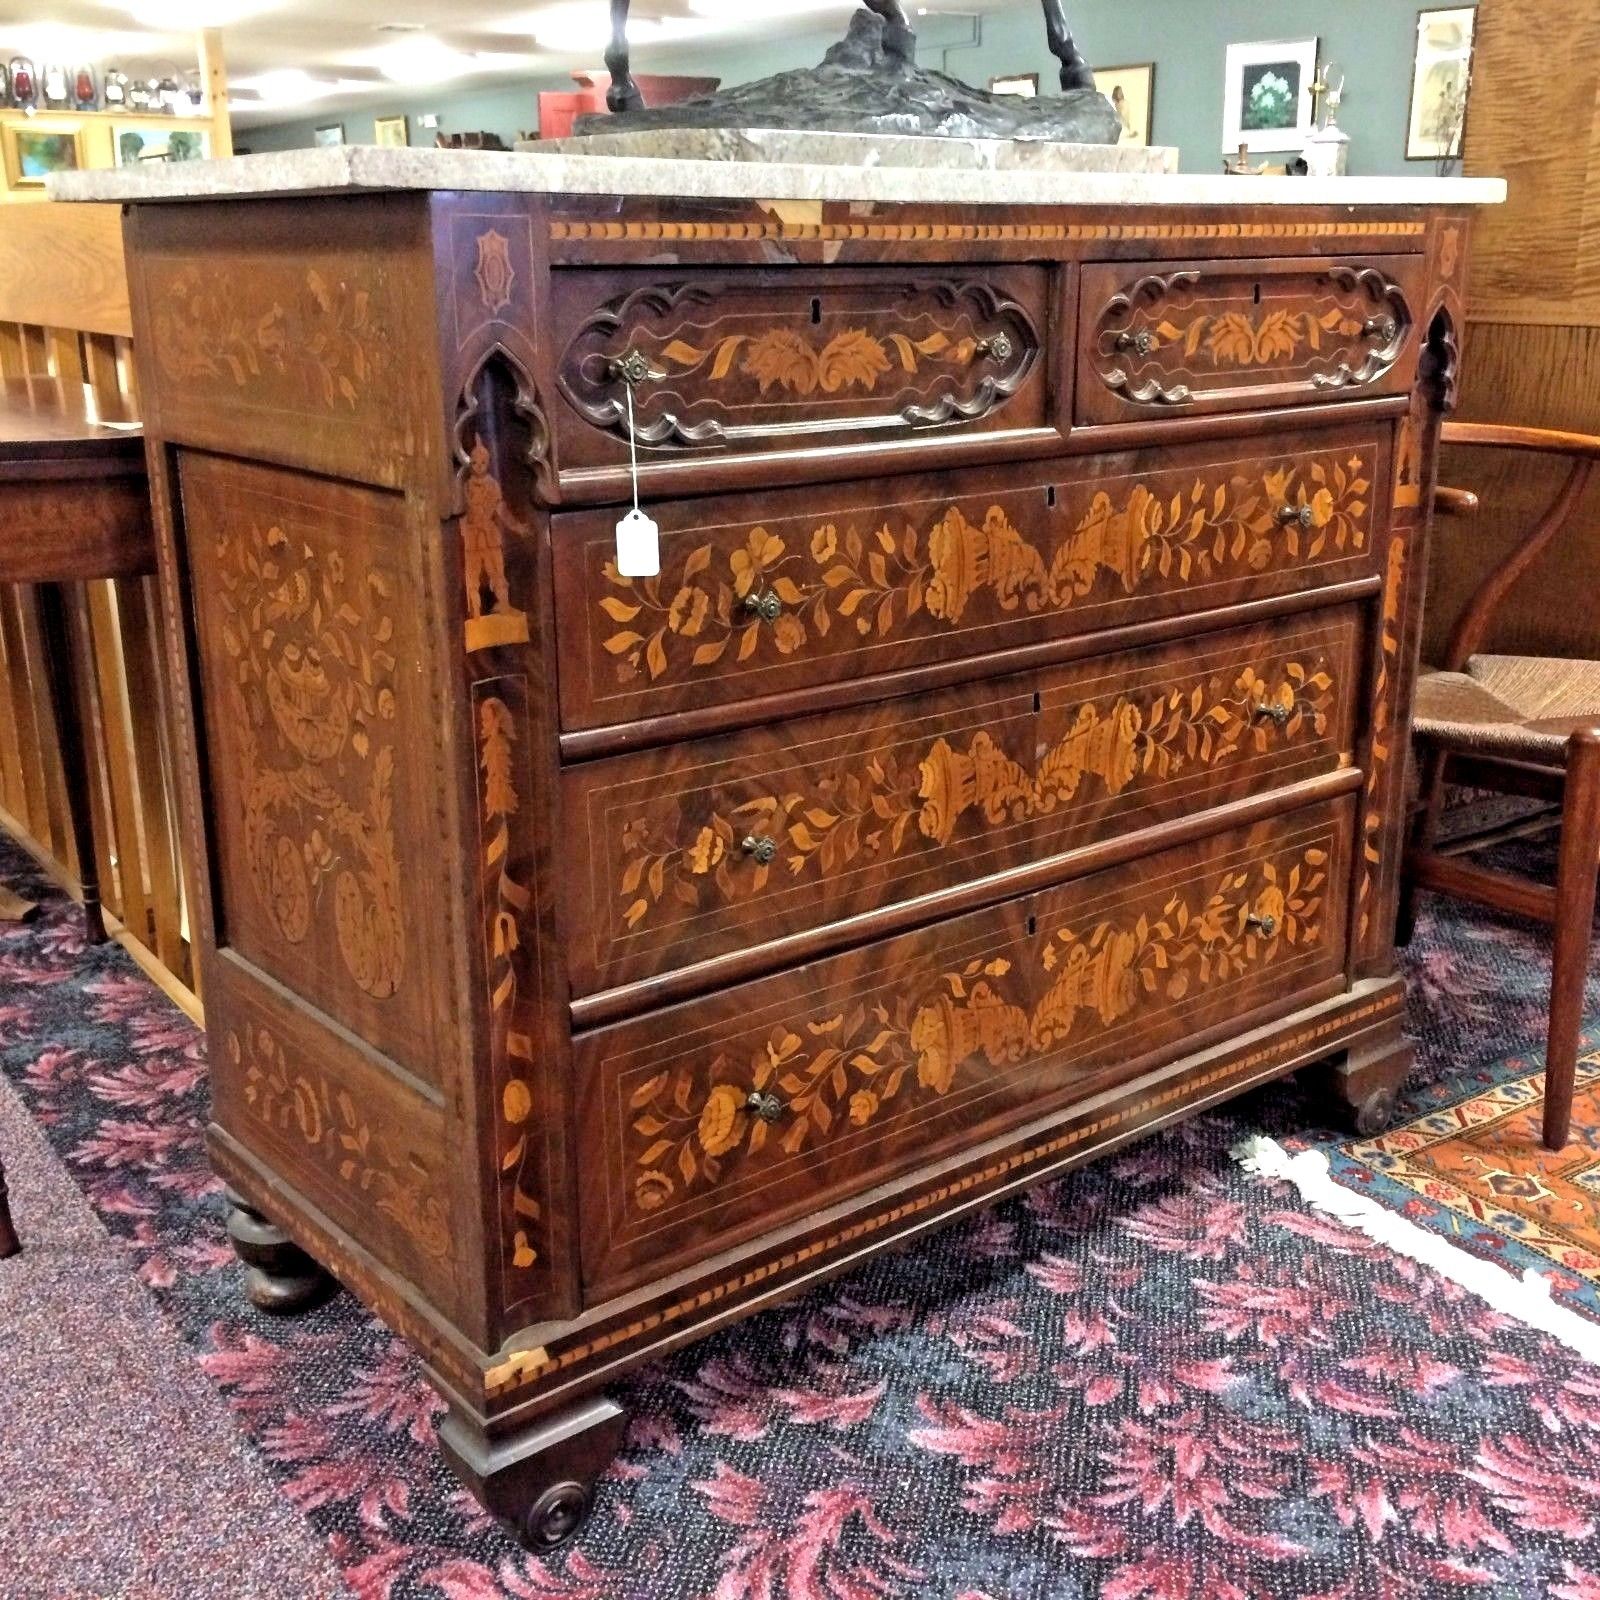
[152,263,388,410]
[215,520,405,999]
[598,455,1371,686]
[624,846,1328,1218]
[617,659,1337,932]
[232,1025,448,1259]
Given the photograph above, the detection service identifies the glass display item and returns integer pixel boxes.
[42,62,69,108]
[103,70,127,109]
[9,57,36,109]
[74,65,98,111]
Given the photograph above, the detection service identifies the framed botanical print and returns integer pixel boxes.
[1094,63,1155,147]
[1408,6,1476,161]
[3,124,82,188]
[373,115,408,148]
[313,123,345,148]
[1222,37,1319,154]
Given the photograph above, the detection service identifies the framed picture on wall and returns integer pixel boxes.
[115,124,210,165]
[1094,63,1155,146]
[1222,37,1318,153]
[2,124,82,188]
[313,124,345,148]
[1408,7,1476,161]
[989,73,1038,99]
[374,115,409,148]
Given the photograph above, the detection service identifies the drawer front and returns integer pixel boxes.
[578,798,1353,1297]
[553,266,1048,469]
[564,610,1361,999]
[554,426,1385,732]
[1076,255,1425,424]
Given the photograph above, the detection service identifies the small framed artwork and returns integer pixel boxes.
[1094,63,1155,147]
[373,115,408,148]
[2,124,82,188]
[313,124,345,148]
[115,124,210,165]
[1222,37,1318,154]
[989,73,1038,99]
[1408,6,1476,162]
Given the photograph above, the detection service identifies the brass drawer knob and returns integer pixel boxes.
[973,332,1014,361]
[1246,912,1279,938]
[1363,314,1399,344]
[741,834,777,865]
[1277,503,1315,529]
[1253,699,1292,727]
[745,1091,784,1123]
[606,347,664,387]
[1114,328,1156,357]
[742,590,782,621]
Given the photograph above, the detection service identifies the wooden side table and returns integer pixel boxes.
[0,374,153,1258]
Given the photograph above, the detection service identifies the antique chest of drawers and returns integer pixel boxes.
[80,150,1495,1547]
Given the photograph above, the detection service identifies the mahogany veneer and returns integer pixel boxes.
[117,185,1472,1547]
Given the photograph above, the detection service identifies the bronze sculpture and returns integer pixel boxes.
[587,0,1119,145]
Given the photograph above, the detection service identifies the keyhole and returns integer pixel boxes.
[1027,914,1037,937]
[1032,691,1042,713]
[810,297,822,325]
[1045,484,1057,508]
[1253,282,1262,305]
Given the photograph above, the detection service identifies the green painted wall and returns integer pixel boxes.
[246,0,1469,177]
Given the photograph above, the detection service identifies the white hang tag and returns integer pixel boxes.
[615,507,660,577]
[614,381,660,576]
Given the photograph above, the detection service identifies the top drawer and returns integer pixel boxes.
[1076,255,1425,425]
[552,265,1049,473]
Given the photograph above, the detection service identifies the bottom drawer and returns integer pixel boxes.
[577,796,1353,1298]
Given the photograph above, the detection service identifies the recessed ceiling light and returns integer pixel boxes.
[371,35,478,84]
[232,68,341,108]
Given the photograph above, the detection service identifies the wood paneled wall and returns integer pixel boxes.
[0,203,199,1015]
[1426,0,1600,665]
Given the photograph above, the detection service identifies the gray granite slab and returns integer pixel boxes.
[50,144,1506,208]
[524,126,1179,173]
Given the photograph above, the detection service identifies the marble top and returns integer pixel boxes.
[49,144,1506,208]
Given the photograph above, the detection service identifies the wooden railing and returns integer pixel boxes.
[0,201,200,1016]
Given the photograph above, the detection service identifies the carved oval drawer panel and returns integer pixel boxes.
[552,266,1047,473]
[552,425,1387,732]
[1076,255,1427,424]
[563,609,1361,1000]
[577,797,1353,1298]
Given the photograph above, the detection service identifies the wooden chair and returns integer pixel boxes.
[1402,420,1600,1150]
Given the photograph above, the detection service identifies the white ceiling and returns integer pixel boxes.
[0,1,1019,125]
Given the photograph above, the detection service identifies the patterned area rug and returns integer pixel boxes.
[6,830,1600,1599]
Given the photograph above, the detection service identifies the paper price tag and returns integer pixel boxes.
[614,507,660,577]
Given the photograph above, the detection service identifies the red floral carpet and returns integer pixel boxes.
[5,831,1600,1599]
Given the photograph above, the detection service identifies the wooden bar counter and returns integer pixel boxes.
[55,146,1502,1546]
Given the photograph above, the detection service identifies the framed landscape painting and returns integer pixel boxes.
[3,125,82,188]
[1222,37,1318,154]
[1408,6,1476,161]
[1094,63,1155,147]
[374,115,408,148]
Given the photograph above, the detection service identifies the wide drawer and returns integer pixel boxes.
[577,796,1353,1298]
[552,265,1048,471]
[554,424,1386,733]
[1076,255,1426,424]
[564,608,1361,1000]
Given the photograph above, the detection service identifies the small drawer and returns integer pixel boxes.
[1076,255,1426,425]
[552,265,1048,472]
[552,425,1387,733]
[563,609,1362,999]
[577,797,1354,1298]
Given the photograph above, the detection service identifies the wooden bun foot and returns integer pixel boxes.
[224,1188,336,1314]
[1319,1023,1413,1138]
[439,1394,628,1552]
